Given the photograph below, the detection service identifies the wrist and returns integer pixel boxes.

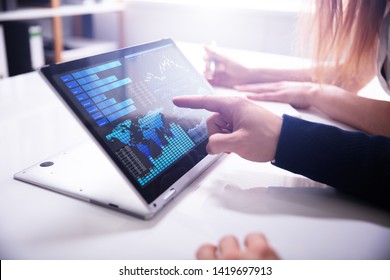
[307,83,321,107]
[246,67,266,83]
[271,116,283,161]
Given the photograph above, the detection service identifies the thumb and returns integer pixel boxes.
[207,133,239,155]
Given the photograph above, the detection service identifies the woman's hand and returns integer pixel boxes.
[235,81,321,109]
[197,233,280,260]
[204,46,254,88]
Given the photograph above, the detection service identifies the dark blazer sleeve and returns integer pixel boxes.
[272,115,390,210]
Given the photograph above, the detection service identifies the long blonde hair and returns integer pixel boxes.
[305,0,387,90]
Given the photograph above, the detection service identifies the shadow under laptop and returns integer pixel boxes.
[15,187,179,251]
[18,154,227,250]
[205,184,390,228]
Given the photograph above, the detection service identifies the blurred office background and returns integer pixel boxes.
[0,0,302,77]
[95,0,302,55]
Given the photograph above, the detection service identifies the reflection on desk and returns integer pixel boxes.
[0,44,389,260]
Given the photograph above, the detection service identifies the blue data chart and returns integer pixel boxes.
[127,81,158,110]
[82,75,118,91]
[76,74,99,85]
[86,78,131,97]
[115,145,150,177]
[142,55,190,90]
[144,55,189,82]
[106,114,195,187]
[71,61,121,79]
[107,105,137,122]
[55,42,211,190]
[137,123,195,186]
[105,110,172,158]
[59,60,135,126]
[186,119,208,144]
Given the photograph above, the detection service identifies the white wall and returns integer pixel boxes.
[94,1,299,56]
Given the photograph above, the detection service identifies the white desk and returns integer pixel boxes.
[1,45,389,260]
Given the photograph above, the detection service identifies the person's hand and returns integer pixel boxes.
[204,46,253,88]
[173,95,282,162]
[196,233,280,260]
[235,81,320,109]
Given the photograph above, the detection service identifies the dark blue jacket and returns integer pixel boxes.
[273,115,390,210]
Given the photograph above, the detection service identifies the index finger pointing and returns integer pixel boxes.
[172,95,236,116]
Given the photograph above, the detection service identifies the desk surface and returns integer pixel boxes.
[1,44,389,260]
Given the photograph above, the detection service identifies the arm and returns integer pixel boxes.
[243,82,390,136]
[205,47,374,92]
[204,46,313,87]
[273,115,390,210]
[173,95,390,210]
[206,47,390,135]
[309,85,390,136]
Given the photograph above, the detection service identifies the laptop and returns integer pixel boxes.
[14,39,220,219]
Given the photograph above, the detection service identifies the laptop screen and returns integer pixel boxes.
[40,39,213,203]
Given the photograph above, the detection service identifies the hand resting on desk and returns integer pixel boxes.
[204,46,390,137]
[197,233,280,260]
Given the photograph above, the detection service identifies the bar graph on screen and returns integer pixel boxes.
[60,60,135,126]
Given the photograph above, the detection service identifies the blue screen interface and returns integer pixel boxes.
[55,43,212,188]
